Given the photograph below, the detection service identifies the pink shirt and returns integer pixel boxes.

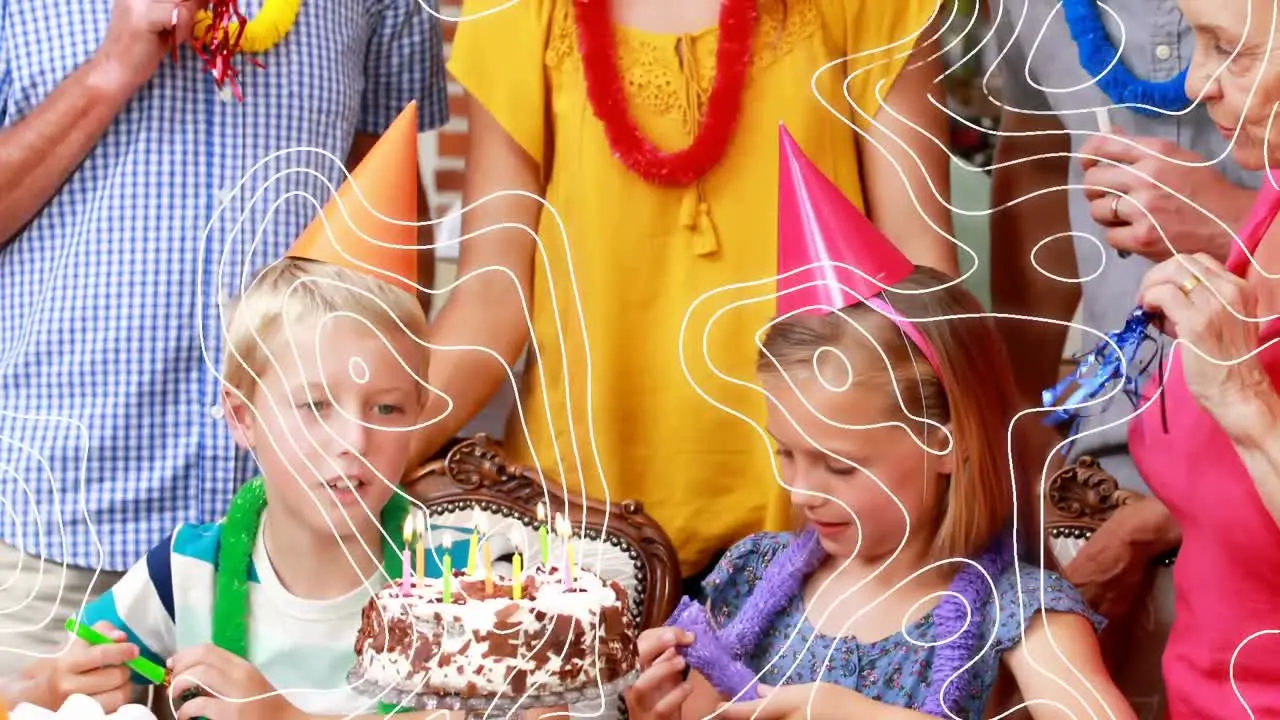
[1130,173,1280,719]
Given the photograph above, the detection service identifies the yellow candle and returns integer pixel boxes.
[467,526,478,576]
[483,539,493,595]
[414,512,425,583]
[512,553,523,600]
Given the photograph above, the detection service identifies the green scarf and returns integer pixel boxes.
[211,477,414,714]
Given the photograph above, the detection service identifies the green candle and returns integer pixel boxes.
[442,554,453,603]
[537,502,550,566]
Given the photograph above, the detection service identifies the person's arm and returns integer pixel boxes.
[1005,612,1137,720]
[858,18,958,277]
[0,0,204,248]
[409,97,541,465]
[345,133,435,316]
[990,111,1080,403]
[1224,394,1280,527]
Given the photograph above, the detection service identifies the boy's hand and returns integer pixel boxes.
[45,621,138,711]
[626,628,695,720]
[166,645,302,720]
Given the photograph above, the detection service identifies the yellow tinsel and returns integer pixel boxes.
[193,0,303,54]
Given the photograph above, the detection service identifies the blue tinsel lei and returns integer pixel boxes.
[1062,0,1191,116]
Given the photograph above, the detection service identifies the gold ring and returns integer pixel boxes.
[1110,195,1122,222]
[1179,276,1202,295]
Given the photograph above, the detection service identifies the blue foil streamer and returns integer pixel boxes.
[1042,308,1160,446]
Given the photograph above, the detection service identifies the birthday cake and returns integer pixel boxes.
[351,563,638,700]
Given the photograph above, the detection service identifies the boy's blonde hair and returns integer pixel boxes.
[758,266,1047,565]
[221,258,430,401]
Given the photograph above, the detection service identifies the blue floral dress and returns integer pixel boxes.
[703,533,1105,717]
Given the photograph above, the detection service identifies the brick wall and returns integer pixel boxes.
[424,1,467,222]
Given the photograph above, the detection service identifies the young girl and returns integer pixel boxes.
[627,131,1134,720]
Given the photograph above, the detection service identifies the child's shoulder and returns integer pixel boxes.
[164,521,226,565]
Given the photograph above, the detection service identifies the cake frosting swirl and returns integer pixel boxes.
[352,564,637,699]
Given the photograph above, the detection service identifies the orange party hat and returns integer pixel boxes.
[287,102,420,294]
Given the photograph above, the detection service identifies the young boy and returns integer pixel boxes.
[13,103,474,719]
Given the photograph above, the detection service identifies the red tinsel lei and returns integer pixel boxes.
[572,0,758,187]
[192,0,260,101]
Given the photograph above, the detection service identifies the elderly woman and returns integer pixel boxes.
[1127,0,1280,716]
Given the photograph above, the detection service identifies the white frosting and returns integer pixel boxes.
[10,695,158,720]
[353,565,631,698]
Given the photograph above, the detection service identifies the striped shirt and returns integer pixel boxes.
[81,519,475,715]
[0,0,449,571]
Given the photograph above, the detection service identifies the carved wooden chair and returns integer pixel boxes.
[1043,456,1177,720]
[402,434,683,633]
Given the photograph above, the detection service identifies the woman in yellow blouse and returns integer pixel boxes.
[420,0,956,591]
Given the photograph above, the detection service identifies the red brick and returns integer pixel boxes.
[436,169,466,193]
[438,131,469,159]
[447,92,469,119]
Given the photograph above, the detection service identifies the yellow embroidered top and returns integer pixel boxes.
[449,0,940,576]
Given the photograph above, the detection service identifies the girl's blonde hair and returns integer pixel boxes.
[758,266,1045,564]
[221,258,430,401]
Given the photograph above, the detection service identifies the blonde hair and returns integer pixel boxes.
[221,258,429,401]
[758,266,1044,564]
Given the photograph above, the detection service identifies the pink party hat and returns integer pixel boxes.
[776,124,914,316]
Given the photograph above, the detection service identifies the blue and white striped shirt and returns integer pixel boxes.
[0,0,449,571]
[82,519,474,715]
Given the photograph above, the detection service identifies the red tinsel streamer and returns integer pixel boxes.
[572,0,757,187]
[192,0,262,101]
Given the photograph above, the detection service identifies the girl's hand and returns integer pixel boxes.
[716,684,862,720]
[1138,252,1274,440]
[166,644,303,720]
[43,621,138,711]
[625,628,695,719]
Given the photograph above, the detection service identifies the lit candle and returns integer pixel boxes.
[483,538,493,595]
[467,515,479,577]
[537,503,549,566]
[555,513,573,589]
[401,516,413,594]
[512,553,523,600]
[414,511,426,584]
[440,531,453,603]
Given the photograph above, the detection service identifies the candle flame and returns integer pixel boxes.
[537,502,546,522]
[414,511,426,535]
[402,516,415,544]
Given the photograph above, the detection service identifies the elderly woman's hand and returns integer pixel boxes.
[1138,253,1274,440]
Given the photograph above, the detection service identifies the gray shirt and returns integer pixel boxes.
[990,0,1262,491]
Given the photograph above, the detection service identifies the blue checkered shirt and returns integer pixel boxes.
[0,0,448,571]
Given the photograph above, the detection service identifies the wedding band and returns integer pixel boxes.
[1110,195,1122,222]
[1179,276,1202,295]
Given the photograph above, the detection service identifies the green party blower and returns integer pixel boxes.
[64,617,168,685]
